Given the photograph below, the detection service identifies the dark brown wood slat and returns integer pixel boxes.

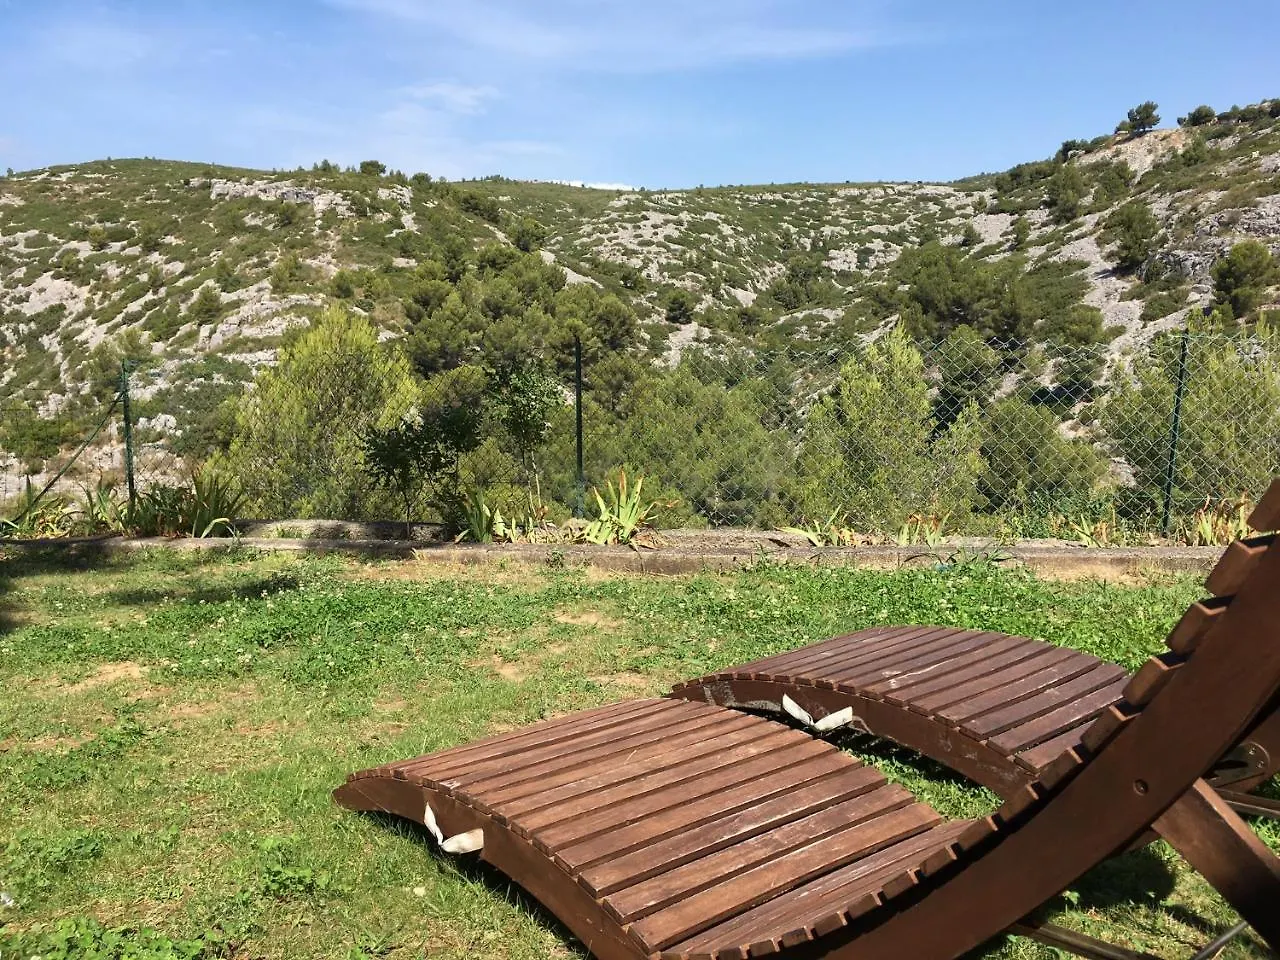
[605,784,914,923]
[672,821,970,958]
[1122,653,1185,707]
[467,709,756,801]
[1206,535,1274,596]
[1014,725,1092,773]
[823,629,979,685]
[726,628,920,679]
[880,635,1044,706]
[860,632,1013,698]
[517,729,803,832]
[758,626,950,684]
[395,698,680,778]
[935,649,1100,724]
[962,664,1126,740]
[1034,746,1089,792]
[431,702,715,789]
[1248,478,1280,532]
[581,767,887,898]
[697,629,881,681]
[990,677,1130,755]
[553,748,850,872]
[486,716,777,816]
[628,803,942,951]
[1081,703,1138,752]
[903,645,1069,714]
[1167,598,1230,655]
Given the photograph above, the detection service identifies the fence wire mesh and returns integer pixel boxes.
[3,328,1279,542]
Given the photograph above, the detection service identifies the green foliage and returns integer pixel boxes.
[361,368,488,535]
[187,284,223,326]
[0,917,215,960]
[1009,216,1031,251]
[1102,201,1160,271]
[764,253,839,311]
[1212,240,1277,319]
[128,467,244,538]
[795,328,985,530]
[358,160,386,176]
[510,216,548,252]
[1180,104,1217,127]
[1046,164,1087,223]
[883,242,1094,343]
[223,305,419,519]
[663,288,698,325]
[1126,101,1161,134]
[1105,326,1280,513]
[979,398,1106,512]
[583,469,666,545]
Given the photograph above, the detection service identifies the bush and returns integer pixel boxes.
[794,328,985,531]
[1180,104,1217,127]
[1126,101,1161,134]
[511,217,548,252]
[359,160,386,176]
[979,398,1105,512]
[222,305,419,519]
[1104,327,1280,514]
[1212,240,1277,319]
[1102,201,1160,272]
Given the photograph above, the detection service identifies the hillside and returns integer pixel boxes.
[2,100,1280,529]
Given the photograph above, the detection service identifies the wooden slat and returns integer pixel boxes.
[604,784,912,922]
[432,702,717,790]
[824,629,975,685]
[518,730,802,832]
[552,748,849,870]
[396,698,682,778]
[738,627,933,682]
[582,767,886,898]
[480,713,763,810]
[1206,535,1274,596]
[1014,729,1090,775]
[629,804,942,951]
[962,664,1126,740]
[1166,597,1230,655]
[860,632,1009,698]
[1121,653,1186,707]
[775,627,956,685]
[1079,706,1136,755]
[1247,478,1280,532]
[882,636,1048,707]
[989,677,1129,755]
[935,650,1098,724]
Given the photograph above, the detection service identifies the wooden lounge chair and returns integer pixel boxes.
[336,510,1280,959]
[670,487,1280,818]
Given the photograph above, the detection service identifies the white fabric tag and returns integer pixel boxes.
[782,695,853,733]
[782,694,814,727]
[424,802,484,854]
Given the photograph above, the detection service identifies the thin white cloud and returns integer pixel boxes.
[326,0,899,71]
[40,21,156,70]
[400,81,499,115]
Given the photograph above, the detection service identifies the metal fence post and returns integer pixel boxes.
[574,335,585,519]
[119,360,137,515]
[1161,331,1191,536]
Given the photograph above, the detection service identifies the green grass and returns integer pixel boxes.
[0,548,1274,959]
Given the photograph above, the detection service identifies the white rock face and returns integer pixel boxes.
[201,178,354,219]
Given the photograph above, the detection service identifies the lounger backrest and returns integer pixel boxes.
[833,482,1280,959]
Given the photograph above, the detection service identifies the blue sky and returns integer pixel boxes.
[1,0,1278,188]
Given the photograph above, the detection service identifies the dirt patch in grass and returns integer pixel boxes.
[588,671,659,695]
[65,661,149,692]
[0,734,90,753]
[553,608,624,630]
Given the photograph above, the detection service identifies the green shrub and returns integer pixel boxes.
[1212,240,1277,319]
[979,398,1106,512]
[222,305,418,519]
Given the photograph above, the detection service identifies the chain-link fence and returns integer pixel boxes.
[4,328,1279,542]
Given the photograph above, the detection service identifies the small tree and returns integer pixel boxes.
[511,217,548,252]
[1126,101,1161,135]
[1103,201,1160,272]
[1046,164,1087,223]
[1009,216,1031,251]
[223,305,419,519]
[359,160,387,176]
[1180,104,1216,127]
[1212,240,1277,319]
[188,284,223,325]
[664,288,698,325]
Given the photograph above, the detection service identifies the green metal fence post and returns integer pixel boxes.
[1160,331,1191,536]
[119,360,137,515]
[574,335,585,519]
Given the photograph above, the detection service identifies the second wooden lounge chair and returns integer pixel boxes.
[336,513,1280,959]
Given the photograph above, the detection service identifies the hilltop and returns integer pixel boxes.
[1,99,1279,488]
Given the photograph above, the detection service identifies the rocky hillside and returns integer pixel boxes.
[2,100,1279,444]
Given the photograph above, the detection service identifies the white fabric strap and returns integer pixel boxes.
[424,802,484,854]
[782,694,854,733]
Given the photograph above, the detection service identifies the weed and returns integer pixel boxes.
[583,469,669,546]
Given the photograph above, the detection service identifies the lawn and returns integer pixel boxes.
[0,548,1274,959]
